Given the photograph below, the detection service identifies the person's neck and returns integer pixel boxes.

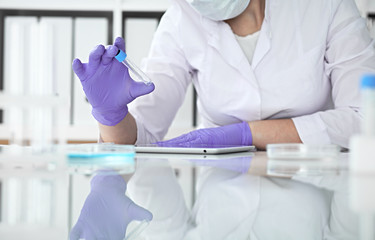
[225,0,265,36]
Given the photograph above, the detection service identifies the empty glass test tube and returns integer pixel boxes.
[115,49,152,85]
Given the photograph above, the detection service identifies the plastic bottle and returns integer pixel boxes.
[361,74,375,135]
[349,74,375,240]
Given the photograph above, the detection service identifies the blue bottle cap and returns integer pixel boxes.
[361,74,375,89]
[115,49,127,62]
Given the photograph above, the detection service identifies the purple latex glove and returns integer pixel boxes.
[69,174,153,240]
[72,37,155,126]
[158,121,252,147]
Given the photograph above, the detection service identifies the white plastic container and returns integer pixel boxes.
[360,74,375,136]
[350,74,375,173]
[349,74,375,240]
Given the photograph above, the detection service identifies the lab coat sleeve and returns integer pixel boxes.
[292,0,375,148]
[128,2,193,144]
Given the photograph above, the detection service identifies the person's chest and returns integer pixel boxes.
[183,1,333,124]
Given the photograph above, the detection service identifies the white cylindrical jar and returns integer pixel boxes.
[361,74,375,136]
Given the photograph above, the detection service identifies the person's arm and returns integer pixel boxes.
[121,3,194,145]
[157,119,301,151]
[75,7,192,145]
[72,37,155,145]
[99,113,137,144]
[249,119,302,150]
[292,0,375,148]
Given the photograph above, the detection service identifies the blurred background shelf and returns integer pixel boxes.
[0,0,198,144]
[0,0,170,11]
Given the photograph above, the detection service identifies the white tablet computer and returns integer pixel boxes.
[135,144,256,155]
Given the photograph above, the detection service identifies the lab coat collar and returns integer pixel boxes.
[206,20,247,68]
[251,0,273,69]
[252,20,272,68]
[202,0,274,72]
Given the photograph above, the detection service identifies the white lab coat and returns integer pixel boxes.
[184,169,331,240]
[128,161,332,240]
[129,0,375,148]
[293,170,360,239]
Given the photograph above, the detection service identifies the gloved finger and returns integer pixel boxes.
[102,45,119,65]
[88,45,105,70]
[72,58,86,80]
[114,37,126,52]
[69,224,83,240]
[129,81,155,99]
[128,202,153,222]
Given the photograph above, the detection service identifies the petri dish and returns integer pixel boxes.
[66,143,135,175]
[266,143,341,161]
[267,158,341,177]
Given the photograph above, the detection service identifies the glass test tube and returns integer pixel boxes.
[115,50,152,85]
[124,220,150,240]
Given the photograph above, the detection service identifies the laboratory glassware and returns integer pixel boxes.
[115,50,152,85]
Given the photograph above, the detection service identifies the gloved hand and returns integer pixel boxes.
[69,174,153,240]
[157,121,252,147]
[72,37,155,126]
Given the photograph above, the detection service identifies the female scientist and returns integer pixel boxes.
[72,0,375,149]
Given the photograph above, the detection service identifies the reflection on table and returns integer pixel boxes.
[0,145,368,240]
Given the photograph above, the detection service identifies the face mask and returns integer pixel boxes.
[187,0,250,21]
